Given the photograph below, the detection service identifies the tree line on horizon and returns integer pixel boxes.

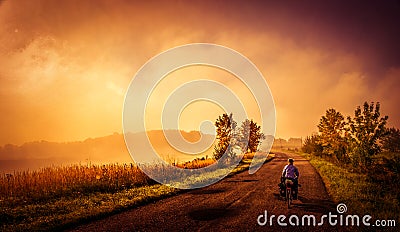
[303,101,400,171]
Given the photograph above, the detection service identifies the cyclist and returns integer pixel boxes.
[281,158,299,200]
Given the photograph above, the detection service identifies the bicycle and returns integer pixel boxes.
[285,179,294,208]
[279,178,300,208]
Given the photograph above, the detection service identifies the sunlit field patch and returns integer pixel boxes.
[0,153,274,231]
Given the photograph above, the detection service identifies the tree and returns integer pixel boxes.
[317,108,347,161]
[302,134,323,156]
[347,102,388,167]
[238,119,265,153]
[213,113,237,160]
[381,127,400,153]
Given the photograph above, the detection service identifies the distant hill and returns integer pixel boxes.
[0,131,301,172]
[0,130,215,172]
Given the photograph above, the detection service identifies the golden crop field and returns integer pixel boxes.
[0,163,152,205]
[0,155,264,231]
[0,157,222,206]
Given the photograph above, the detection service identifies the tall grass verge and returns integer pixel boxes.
[300,152,399,223]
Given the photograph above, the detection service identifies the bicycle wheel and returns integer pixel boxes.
[287,188,292,208]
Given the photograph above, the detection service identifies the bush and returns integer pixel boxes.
[302,135,323,156]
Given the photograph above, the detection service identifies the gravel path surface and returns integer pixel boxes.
[68,152,342,231]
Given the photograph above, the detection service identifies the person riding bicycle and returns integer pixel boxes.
[281,158,299,200]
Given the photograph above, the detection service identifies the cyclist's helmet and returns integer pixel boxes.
[288,158,294,164]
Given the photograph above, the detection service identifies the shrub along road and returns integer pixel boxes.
[68,152,340,231]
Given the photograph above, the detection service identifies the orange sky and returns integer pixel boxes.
[0,0,399,145]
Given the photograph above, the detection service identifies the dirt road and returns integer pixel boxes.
[68,152,339,231]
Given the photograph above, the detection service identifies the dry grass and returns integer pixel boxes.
[176,158,215,169]
[0,163,182,231]
[0,153,275,231]
[0,163,152,205]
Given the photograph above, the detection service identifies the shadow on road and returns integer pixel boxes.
[226,179,258,183]
[188,207,237,221]
[189,188,226,195]
[272,193,335,214]
[293,196,336,214]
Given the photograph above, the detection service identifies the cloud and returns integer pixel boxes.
[0,0,399,145]
[372,68,400,126]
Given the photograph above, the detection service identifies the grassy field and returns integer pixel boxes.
[299,151,399,223]
[0,153,273,231]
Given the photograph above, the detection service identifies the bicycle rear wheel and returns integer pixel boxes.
[286,188,292,208]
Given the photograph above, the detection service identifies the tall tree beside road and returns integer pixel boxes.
[347,102,388,167]
[213,113,237,160]
[317,108,348,162]
[239,119,265,153]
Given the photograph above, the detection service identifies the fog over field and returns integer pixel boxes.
[0,130,217,172]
